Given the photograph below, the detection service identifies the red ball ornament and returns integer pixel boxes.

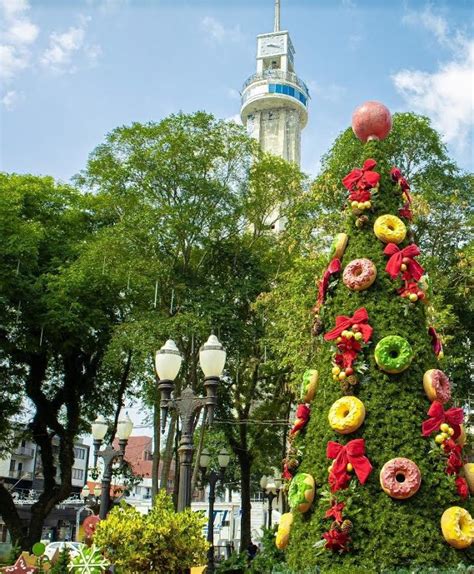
[83,515,100,537]
[352,101,392,142]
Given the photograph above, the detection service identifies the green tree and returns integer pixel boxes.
[76,112,306,550]
[0,173,131,548]
[282,133,473,571]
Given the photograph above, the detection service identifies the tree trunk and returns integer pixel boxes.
[159,413,176,493]
[190,411,206,493]
[239,452,252,552]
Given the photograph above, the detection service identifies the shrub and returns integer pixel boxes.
[94,490,208,573]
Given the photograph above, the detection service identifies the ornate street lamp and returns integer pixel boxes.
[261,473,282,528]
[91,412,134,519]
[155,334,226,512]
[199,448,230,574]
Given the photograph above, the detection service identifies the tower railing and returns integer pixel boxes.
[242,69,309,96]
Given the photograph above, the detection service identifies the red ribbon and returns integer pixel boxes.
[348,189,371,203]
[421,401,463,438]
[342,159,380,191]
[384,243,424,281]
[428,326,443,356]
[327,438,373,486]
[317,258,341,309]
[290,404,310,435]
[324,307,372,343]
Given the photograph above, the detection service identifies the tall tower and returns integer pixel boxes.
[240,0,309,167]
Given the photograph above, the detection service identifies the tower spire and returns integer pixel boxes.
[274,0,280,32]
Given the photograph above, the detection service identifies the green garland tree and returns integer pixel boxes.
[282,103,473,573]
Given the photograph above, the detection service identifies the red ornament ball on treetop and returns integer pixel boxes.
[83,514,101,537]
[352,101,392,142]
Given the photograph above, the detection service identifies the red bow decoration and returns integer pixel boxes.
[428,326,443,357]
[282,462,293,481]
[290,404,310,435]
[447,447,464,475]
[342,159,380,191]
[384,243,424,281]
[325,501,345,523]
[390,167,402,181]
[316,258,341,310]
[421,401,463,438]
[324,307,373,343]
[348,189,371,203]
[327,439,373,489]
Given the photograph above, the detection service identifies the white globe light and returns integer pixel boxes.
[260,475,268,490]
[155,339,183,381]
[218,449,231,469]
[91,415,108,441]
[199,449,211,469]
[117,412,133,440]
[199,335,226,378]
[81,485,90,499]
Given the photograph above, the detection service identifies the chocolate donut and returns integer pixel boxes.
[423,369,451,404]
[343,258,377,291]
[380,457,421,499]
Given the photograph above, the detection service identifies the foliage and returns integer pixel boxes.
[284,138,473,571]
[49,548,72,573]
[215,551,249,574]
[249,527,286,574]
[94,491,208,573]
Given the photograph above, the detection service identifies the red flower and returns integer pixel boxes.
[282,463,293,481]
[455,476,469,499]
[446,447,463,475]
[398,204,413,220]
[325,501,345,523]
[390,167,402,181]
[329,470,351,493]
[322,528,351,552]
[443,438,457,453]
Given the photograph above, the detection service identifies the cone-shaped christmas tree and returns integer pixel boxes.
[280,102,474,573]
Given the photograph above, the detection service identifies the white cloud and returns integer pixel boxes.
[1,89,21,110]
[201,16,242,44]
[403,5,448,45]
[393,7,474,147]
[40,17,101,73]
[0,0,38,81]
[225,114,242,125]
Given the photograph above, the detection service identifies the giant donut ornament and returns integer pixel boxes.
[288,473,315,513]
[423,369,451,404]
[374,214,407,245]
[380,458,421,500]
[343,258,377,292]
[328,396,366,434]
[275,513,294,549]
[441,507,474,549]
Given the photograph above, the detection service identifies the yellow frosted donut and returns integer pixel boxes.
[276,512,294,549]
[374,214,406,244]
[441,506,474,549]
[328,396,365,434]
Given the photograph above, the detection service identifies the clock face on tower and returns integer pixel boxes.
[258,34,285,57]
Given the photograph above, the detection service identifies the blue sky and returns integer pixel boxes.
[1,0,473,182]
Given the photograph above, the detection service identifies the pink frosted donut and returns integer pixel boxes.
[343,258,377,291]
[423,369,451,404]
[380,458,421,500]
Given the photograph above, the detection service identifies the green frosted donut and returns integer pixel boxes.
[375,335,413,374]
[288,472,315,513]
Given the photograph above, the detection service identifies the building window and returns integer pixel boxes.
[9,459,16,472]
[0,524,9,543]
[74,447,86,460]
[72,468,84,480]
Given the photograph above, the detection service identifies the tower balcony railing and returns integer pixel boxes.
[242,69,309,97]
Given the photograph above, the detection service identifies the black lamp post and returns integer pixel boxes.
[91,413,134,519]
[199,448,230,574]
[260,474,282,529]
[155,335,226,513]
